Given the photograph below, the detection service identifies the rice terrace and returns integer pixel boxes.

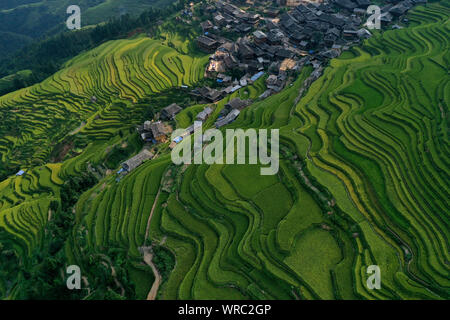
[0,0,448,304]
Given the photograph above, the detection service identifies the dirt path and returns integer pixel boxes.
[141,168,171,300]
[69,121,86,136]
[289,66,322,117]
[142,247,162,300]
[99,256,125,296]
[439,103,445,121]
[82,276,91,296]
[144,188,162,241]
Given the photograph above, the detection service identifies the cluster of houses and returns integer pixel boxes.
[169,97,251,151]
[138,121,169,144]
[136,103,182,144]
[194,0,426,99]
[207,1,261,35]
[134,97,254,154]
[333,0,427,25]
[191,70,265,104]
[118,103,185,177]
[131,103,181,151]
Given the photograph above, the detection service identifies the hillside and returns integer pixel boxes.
[0,37,206,179]
[0,0,448,300]
[0,0,177,57]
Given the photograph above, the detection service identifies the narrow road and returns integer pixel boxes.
[144,188,161,241]
[141,169,169,300]
[82,276,91,296]
[142,247,162,300]
[101,260,125,296]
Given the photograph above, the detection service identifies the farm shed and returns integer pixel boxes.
[215,109,241,128]
[226,98,250,111]
[150,121,168,143]
[161,103,182,120]
[196,107,214,122]
[122,150,154,172]
[196,35,219,52]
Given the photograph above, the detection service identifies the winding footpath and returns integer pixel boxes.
[142,247,162,300]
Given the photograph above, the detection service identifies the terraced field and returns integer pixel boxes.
[0,164,61,255]
[0,36,208,174]
[0,1,448,300]
[291,3,450,298]
[0,34,208,299]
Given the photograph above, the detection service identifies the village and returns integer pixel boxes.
[117,0,426,178]
[192,0,425,102]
